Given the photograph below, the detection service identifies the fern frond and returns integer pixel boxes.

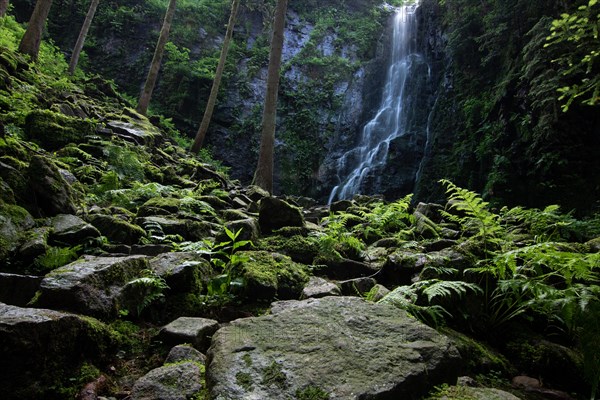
[418,279,483,302]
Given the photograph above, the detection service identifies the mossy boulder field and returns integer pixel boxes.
[1,0,600,399]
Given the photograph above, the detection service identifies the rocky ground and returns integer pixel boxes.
[0,40,597,400]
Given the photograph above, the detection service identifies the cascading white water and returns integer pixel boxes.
[328,3,423,203]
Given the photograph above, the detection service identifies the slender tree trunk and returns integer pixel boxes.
[136,0,177,115]
[252,0,288,193]
[68,0,100,75]
[18,0,53,61]
[0,0,9,18]
[190,0,240,154]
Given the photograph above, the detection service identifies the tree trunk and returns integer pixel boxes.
[0,0,9,18]
[136,0,177,116]
[252,0,288,194]
[68,0,100,75]
[17,0,53,61]
[190,0,240,154]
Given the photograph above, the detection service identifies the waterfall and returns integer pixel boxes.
[328,3,426,204]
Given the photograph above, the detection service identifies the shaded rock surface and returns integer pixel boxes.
[130,361,204,400]
[160,317,220,353]
[207,296,462,399]
[0,303,114,400]
[36,255,149,318]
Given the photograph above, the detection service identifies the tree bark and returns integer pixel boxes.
[68,0,100,75]
[136,0,177,115]
[252,0,288,194]
[0,0,9,18]
[17,0,53,61]
[190,0,240,154]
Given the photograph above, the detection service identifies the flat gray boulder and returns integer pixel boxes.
[36,255,149,318]
[207,296,461,399]
[130,361,204,400]
[50,214,101,246]
[160,317,220,352]
[301,276,341,299]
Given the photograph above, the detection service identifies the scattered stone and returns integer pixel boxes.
[207,296,462,399]
[130,361,204,400]
[415,202,445,223]
[338,277,376,296]
[219,218,260,244]
[149,252,213,293]
[135,216,212,242]
[89,214,146,245]
[17,226,50,262]
[0,203,34,261]
[164,344,207,365]
[27,155,77,216]
[238,251,310,300]
[0,303,115,400]
[50,214,101,246]
[301,276,340,299]
[36,255,149,318]
[0,272,42,306]
[159,317,219,352]
[131,244,173,256]
[512,375,542,389]
[366,283,390,301]
[246,185,270,202]
[317,257,378,280]
[106,120,160,146]
[329,199,353,213]
[258,197,305,234]
[586,237,600,253]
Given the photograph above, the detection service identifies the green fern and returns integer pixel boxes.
[440,179,505,254]
[124,269,169,317]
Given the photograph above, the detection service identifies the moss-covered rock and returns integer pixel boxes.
[441,328,514,376]
[0,303,117,400]
[24,109,96,150]
[89,214,146,245]
[258,197,305,234]
[259,234,320,265]
[238,251,311,301]
[0,203,35,263]
[27,155,78,217]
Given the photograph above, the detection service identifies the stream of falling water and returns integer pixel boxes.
[328,3,423,203]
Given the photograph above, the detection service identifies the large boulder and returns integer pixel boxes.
[135,216,213,242]
[0,203,34,262]
[159,317,220,352]
[258,197,305,234]
[148,252,213,293]
[238,251,310,300]
[129,361,204,400]
[0,272,42,306]
[50,214,102,246]
[0,303,115,400]
[89,214,146,245]
[24,109,96,150]
[35,255,149,318]
[27,155,78,216]
[207,296,462,399]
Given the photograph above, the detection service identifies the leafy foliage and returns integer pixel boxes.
[124,269,169,317]
[545,0,600,111]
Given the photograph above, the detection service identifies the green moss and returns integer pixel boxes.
[236,371,254,391]
[240,251,310,300]
[24,109,96,150]
[425,384,478,400]
[261,361,287,389]
[441,328,513,375]
[296,386,330,400]
[141,196,182,212]
[259,235,320,265]
[242,353,252,367]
